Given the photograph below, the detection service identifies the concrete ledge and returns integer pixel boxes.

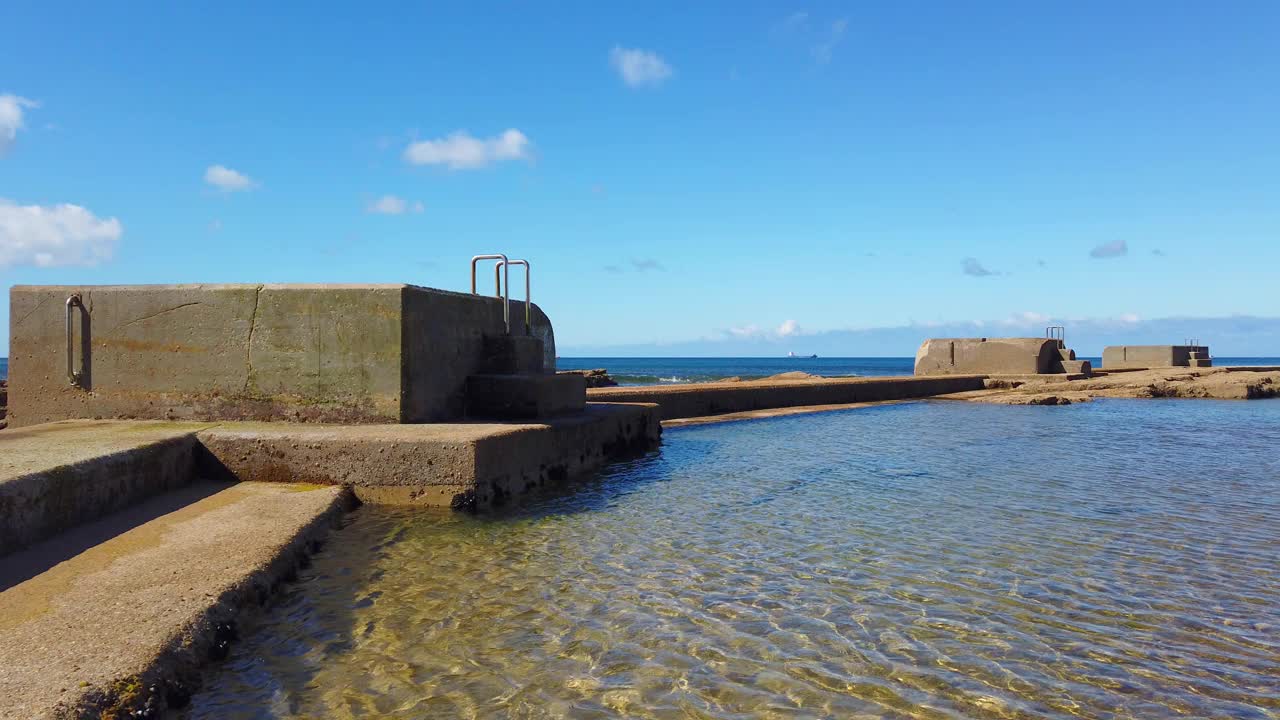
[587,376,986,420]
[0,421,215,557]
[0,481,351,719]
[195,402,661,509]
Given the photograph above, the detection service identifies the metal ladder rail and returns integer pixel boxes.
[493,259,531,335]
[470,254,510,334]
[66,293,86,386]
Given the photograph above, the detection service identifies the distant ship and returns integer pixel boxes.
[787,352,818,359]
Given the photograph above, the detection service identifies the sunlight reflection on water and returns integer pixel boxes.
[189,399,1280,719]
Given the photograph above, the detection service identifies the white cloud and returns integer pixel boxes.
[0,94,38,154]
[777,319,802,337]
[0,199,122,268]
[728,320,806,340]
[366,195,424,215]
[610,46,673,88]
[403,129,531,170]
[204,164,257,192]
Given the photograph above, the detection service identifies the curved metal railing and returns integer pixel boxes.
[494,259,530,335]
[470,254,510,334]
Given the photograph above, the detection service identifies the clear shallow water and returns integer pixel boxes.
[190,399,1280,719]
[555,356,1280,386]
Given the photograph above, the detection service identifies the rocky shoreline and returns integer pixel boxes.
[939,366,1280,405]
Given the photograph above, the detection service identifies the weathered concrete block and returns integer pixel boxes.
[0,421,212,556]
[479,335,545,374]
[466,373,586,419]
[194,402,660,509]
[914,338,1062,376]
[1102,345,1210,370]
[7,284,557,426]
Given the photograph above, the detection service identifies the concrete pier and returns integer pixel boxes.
[1102,344,1211,369]
[588,375,986,421]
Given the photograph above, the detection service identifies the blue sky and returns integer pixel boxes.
[3,1,1278,356]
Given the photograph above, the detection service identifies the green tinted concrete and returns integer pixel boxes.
[8,284,558,427]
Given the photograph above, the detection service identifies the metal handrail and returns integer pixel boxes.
[470,254,510,334]
[494,259,531,335]
[66,294,85,386]
[1045,325,1065,342]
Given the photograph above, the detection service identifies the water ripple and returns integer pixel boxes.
[189,399,1280,719]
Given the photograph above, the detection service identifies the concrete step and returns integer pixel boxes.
[1058,347,1076,361]
[1056,359,1093,376]
[0,481,350,719]
[466,372,586,420]
[480,334,545,374]
[0,421,216,557]
[1189,358,1213,367]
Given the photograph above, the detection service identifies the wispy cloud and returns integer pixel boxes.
[1089,239,1128,259]
[603,264,624,274]
[962,257,997,277]
[403,129,531,170]
[0,199,122,268]
[0,94,38,154]
[204,165,258,192]
[366,195,424,215]
[727,319,806,340]
[631,258,665,272]
[812,19,848,65]
[610,46,673,88]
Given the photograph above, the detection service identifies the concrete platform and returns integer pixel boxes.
[0,481,350,719]
[197,402,659,509]
[588,375,987,421]
[0,421,214,556]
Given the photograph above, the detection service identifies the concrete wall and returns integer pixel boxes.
[915,338,1060,376]
[8,284,556,426]
[401,285,555,422]
[1102,345,1207,369]
[588,375,986,420]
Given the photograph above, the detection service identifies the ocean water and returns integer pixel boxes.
[557,357,916,385]
[0,357,7,381]
[556,356,1280,386]
[189,399,1280,719]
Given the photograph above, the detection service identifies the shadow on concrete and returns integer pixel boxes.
[0,481,232,592]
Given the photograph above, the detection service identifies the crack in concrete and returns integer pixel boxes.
[108,302,203,334]
[11,296,53,330]
[243,285,264,393]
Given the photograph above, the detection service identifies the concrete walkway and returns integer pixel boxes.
[588,375,986,420]
[0,481,349,719]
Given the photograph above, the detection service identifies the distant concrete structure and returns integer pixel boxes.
[7,283,563,427]
[914,337,1090,376]
[1102,345,1211,370]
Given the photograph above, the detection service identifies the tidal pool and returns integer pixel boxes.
[189,400,1280,718]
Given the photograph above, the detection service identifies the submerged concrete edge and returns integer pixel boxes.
[58,486,356,719]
